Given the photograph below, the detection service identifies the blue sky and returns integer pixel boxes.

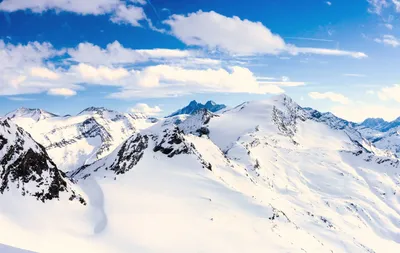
[0,0,400,121]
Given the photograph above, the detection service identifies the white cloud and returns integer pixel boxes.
[0,0,148,28]
[7,96,35,101]
[393,0,400,11]
[110,4,146,27]
[343,73,366,77]
[326,1,332,6]
[47,88,77,96]
[367,0,388,14]
[287,46,367,58]
[30,67,59,80]
[0,40,67,95]
[0,0,121,15]
[163,10,367,58]
[67,41,194,66]
[385,23,393,29]
[332,103,400,122]
[109,65,284,99]
[309,91,350,104]
[367,0,400,14]
[374,35,400,47]
[366,90,375,94]
[130,103,162,115]
[377,84,400,102]
[72,63,130,82]
[164,10,286,55]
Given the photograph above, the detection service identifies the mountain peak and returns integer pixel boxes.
[78,106,115,115]
[167,100,226,117]
[5,107,58,121]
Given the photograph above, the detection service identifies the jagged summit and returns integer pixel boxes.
[78,106,116,115]
[359,117,400,132]
[5,107,59,122]
[167,100,226,117]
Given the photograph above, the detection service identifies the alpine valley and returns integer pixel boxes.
[2,95,400,253]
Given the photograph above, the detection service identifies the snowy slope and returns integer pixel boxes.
[7,107,156,171]
[2,95,400,252]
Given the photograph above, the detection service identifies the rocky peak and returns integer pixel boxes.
[0,119,85,204]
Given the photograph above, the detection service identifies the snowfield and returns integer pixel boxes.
[2,95,400,252]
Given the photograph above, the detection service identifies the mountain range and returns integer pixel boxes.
[1,95,400,252]
[167,100,226,117]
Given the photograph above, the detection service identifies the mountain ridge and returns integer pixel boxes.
[167,100,226,117]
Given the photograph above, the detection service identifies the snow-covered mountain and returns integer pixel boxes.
[167,100,226,117]
[2,95,400,252]
[0,118,84,203]
[6,107,156,171]
[359,117,400,132]
[355,117,400,157]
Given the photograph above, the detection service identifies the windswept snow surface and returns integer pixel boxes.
[2,95,400,252]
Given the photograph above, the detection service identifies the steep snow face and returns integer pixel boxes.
[7,107,156,171]
[0,119,84,203]
[167,100,226,117]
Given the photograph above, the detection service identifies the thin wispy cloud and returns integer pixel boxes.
[343,73,366,77]
[285,37,335,42]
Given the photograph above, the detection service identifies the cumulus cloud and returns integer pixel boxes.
[72,63,130,83]
[130,103,162,115]
[110,4,146,27]
[374,35,400,47]
[377,84,400,102]
[47,88,77,96]
[163,10,367,58]
[109,65,285,99]
[308,91,350,104]
[0,0,148,28]
[0,0,120,15]
[30,67,59,80]
[164,11,286,55]
[67,41,194,66]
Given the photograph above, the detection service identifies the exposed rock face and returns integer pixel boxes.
[0,119,85,204]
[70,133,149,179]
[178,108,218,136]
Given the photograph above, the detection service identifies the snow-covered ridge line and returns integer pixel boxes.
[0,118,85,204]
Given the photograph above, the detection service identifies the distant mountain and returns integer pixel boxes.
[359,117,400,132]
[5,108,59,122]
[6,106,156,172]
[167,100,226,117]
